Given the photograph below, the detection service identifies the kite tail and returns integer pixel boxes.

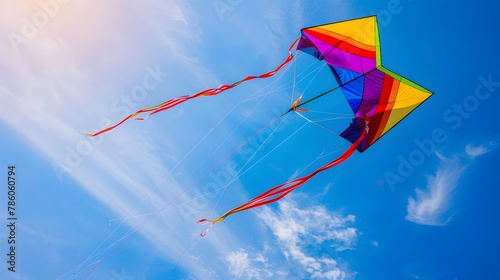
[198,118,370,236]
[86,38,300,137]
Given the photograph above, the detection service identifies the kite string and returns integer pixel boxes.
[82,52,298,277]
[111,129,331,225]
[109,119,307,226]
[68,37,304,280]
[83,36,328,278]
[99,58,346,228]
[63,77,264,280]
[300,61,328,98]
[295,111,340,136]
[200,58,346,217]
[107,72,298,227]
[290,49,299,106]
[157,114,300,275]
[66,112,280,279]
[244,56,331,103]
[169,234,200,279]
[82,115,283,280]
[204,114,289,227]
[304,110,352,117]
[65,110,229,279]
[110,124,322,227]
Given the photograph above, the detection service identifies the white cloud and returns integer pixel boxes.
[225,249,273,280]
[406,155,465,226]
[465,144,489,158]
[407,140,496,226]
[257,198,357,279]
[226,249,252,279]
[465,139,498,158]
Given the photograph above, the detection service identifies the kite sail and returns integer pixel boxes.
[198,15,433,233]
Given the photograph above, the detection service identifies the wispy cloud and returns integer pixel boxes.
[465,144,488,158]
[406,154,465,226]
[225,249,273,280]
[256,198,357,279]
[465,143,494,158]
[407,140,496,226]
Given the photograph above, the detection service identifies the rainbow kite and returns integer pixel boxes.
[86,16,432,235]
[198,16,432,233]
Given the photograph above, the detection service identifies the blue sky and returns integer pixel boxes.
[0,0,499,279]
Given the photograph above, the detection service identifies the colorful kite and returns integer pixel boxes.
[197,16,433,234]
[83,15,434,279]
[86,15,432,234]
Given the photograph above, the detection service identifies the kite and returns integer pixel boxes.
[81,15,435,280]
[85,16,432,234]
[197,15,433,234]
